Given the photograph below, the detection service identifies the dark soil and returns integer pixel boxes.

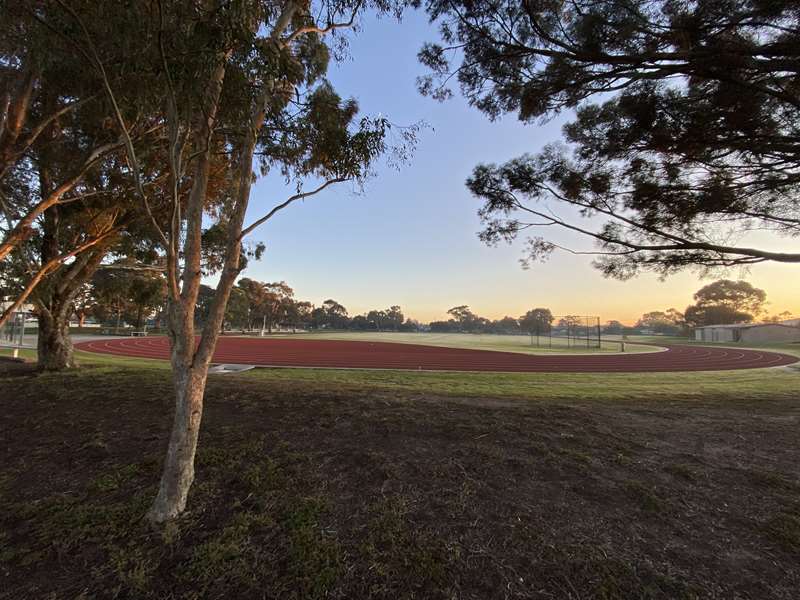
[1,363,799,599]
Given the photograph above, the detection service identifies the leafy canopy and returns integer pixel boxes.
[419,0,800,277]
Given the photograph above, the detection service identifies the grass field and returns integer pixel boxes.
[263,330,661,354]
[2,339,799,599]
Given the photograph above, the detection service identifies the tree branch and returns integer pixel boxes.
[239,178,347,240]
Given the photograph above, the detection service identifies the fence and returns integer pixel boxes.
[0,310,27,356]
[525,315,601,349]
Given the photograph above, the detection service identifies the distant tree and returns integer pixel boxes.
[494,316,520,334]
[385,305,404,331]
[281,299,310,331]
[684,279,766,327]
[348,314,368,330]
[366,309,386,331]
[399,318,421,332]
[194,285,216,328]
[636,309,684,335]
[764,311,794,324]
[310,306,326,329]
[519,308,553,346]
[322,299,349,329]
[71,284,94,327]
[90,265,165,332]
[90,269,134,331]
[684,305,754,328]
[555,315,583,345]
[447,305,478,332]
[429,319,455,333]
[691,280,767,316]
[261,282,294,333]
[198,283,248,331]
[236,278,267,331]
[125,272,166,331]
[603,320,625,335]
[420,0,800,277]
[224,287,249,331]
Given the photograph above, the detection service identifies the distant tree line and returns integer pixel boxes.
[46,276,793,338]
[430,305,557,336]
[75,273,423,333]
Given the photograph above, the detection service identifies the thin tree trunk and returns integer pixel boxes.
[147,49,230,523]
[147,0,302,524]
[147,303,207,522]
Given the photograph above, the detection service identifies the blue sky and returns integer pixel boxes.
[238,10,799,324]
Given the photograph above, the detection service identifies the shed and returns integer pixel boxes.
[694,323,800,343]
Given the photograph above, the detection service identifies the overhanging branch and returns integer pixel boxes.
[239,177,347,240]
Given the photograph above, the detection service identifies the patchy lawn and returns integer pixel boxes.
[1,358,799,599]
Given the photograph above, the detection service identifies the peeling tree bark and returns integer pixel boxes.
[146,50,231,523]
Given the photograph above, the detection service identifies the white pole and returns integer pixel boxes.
[13,310,24,358]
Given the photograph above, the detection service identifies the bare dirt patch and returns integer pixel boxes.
[1,364,799,599]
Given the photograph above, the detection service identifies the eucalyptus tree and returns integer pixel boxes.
[323,298,351,329]
[54,0,411,522]
[260,281,294,333]
[90,260,166,331]
[0,1,164,337]
[420,0,800,277]
[0,115,152,368]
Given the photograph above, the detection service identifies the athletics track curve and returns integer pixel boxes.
[74,337,799,373]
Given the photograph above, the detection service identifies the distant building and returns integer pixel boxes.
[694,322,800,343]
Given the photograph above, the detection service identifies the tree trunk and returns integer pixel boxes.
[147,351,208,522]
[37,309,75,370]
[147,2,302,523]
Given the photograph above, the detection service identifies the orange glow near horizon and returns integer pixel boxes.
[331,260,799,326]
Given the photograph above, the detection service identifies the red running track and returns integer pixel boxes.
[74,337,799,373]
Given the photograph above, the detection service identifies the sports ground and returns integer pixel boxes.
[3,332,800,599]
[75,334,799,372]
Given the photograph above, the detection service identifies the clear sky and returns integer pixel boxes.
[238,10,799,325]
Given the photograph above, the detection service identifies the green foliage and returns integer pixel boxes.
[520,307,553,336]
[683,279,767,326]
[692,280,767,315]
[90,264,166,329]
[421,0,800,277]
[636,309,684,334]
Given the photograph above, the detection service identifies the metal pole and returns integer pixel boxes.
[597,317,601,349]
[586,316,590,348]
